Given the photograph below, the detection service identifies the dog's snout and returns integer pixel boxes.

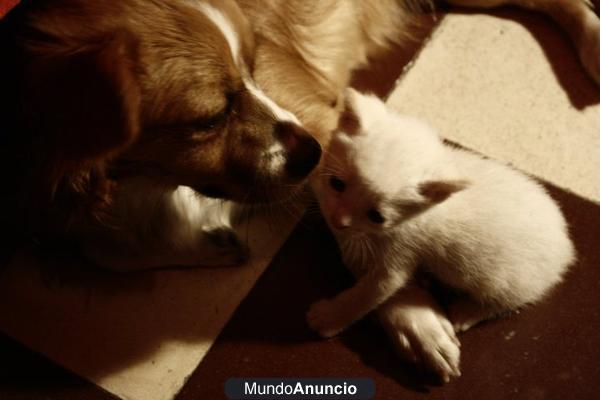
[275,122,322,180]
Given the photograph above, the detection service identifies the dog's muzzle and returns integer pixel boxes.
[275,122,322,181]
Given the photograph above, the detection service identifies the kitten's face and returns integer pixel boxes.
[315,89,467,236]
[316,133,402,235]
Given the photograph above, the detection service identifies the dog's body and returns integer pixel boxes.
[235,0,419,148]
[240,0,600,148]
[2,0,597,379]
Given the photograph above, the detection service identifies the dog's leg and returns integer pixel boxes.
[82,178,248,272]
[445,0,600,84]
[377,283,462,383]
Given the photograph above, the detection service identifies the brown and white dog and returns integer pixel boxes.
[4,0,324,269]
[2,0,598,380]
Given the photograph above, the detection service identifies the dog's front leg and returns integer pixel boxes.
[82,178,248,272]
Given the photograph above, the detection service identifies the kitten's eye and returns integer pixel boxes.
[367,208,385,224]
[329,176,346,192]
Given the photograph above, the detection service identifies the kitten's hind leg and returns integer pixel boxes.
[448,296,504,332]
[377,284,461,383]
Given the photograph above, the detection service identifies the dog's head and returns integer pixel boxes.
[22,0,321,204]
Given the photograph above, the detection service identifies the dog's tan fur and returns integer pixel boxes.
[6,0,327,269]
[23,0,305,201]
[239,0,599,149]
[15,0,322,243]
[236,0,419,149]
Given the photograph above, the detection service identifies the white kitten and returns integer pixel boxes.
[308,88,575,354]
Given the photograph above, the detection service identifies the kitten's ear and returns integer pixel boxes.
[338,88,361,136]
[418,179,469,203]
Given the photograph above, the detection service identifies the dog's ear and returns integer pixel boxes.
[25,29,142,191]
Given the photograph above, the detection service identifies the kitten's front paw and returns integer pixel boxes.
[306,299,348,338]
[198,227,249,267]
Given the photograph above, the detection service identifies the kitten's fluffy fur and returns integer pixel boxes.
[308,89,575,355]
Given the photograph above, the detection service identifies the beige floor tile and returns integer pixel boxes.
[388,10,600,202]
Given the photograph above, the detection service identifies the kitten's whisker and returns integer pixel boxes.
[321,147,344,166]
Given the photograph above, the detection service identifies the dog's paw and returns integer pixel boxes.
[380,304,461,383]
[579,18,600,85]
[306,299,348,338]
[198,227,249,266]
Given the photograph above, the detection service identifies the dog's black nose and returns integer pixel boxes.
[275,122,322,181]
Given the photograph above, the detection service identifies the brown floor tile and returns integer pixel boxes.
[0,334,115,400]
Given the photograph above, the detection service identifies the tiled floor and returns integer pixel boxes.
[2,3,600,400]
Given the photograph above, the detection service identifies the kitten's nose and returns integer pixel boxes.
[331,213,352,230]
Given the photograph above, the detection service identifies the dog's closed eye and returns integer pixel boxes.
[183,92,238,134]
[151,107,230,139]
[187,109,229,132]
